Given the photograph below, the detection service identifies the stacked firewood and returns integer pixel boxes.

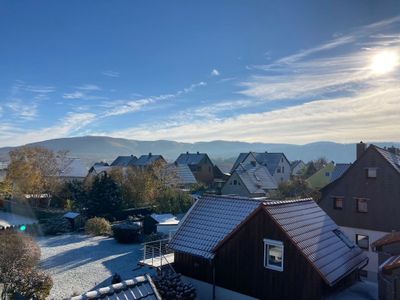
[153,269,196,300]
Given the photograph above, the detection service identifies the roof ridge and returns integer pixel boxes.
[264,198,313,206]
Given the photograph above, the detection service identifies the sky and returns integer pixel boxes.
[0,0,400,147]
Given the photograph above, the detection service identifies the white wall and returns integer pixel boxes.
[156,224,179,235]
[181,276,257,300]
[340,226,389,282]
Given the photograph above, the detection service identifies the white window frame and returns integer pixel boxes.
[263,239,284,272]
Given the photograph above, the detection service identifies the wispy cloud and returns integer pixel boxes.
[211,69,220,76]
[76,84,101,91]
[0,113,97,147]
[62,84,105,100]
[104,81,207,117]
[102,70,120,78]
[105,82,400,144]
[102,16,400,144]
[6,100,38,121]
[63,91,86,100]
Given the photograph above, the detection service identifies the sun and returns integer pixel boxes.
[369,50,399,75]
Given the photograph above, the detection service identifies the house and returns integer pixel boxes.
[175,152,214,185]
[372,232,400,300]
[133,153,166,168]
[110,155,138,167]
[221,162,277,198]
[290,160,306,176]
[71,274,161,300]
[143,213,179,235]
[161,163,197,189]
[319,142,400,281]
[56,157,88,181]
[231,152,291,183]
[330,163,352,183]
[212,165,230,193]
[87,162,111,177]
[306,162,335,189]
[169,195,367,300]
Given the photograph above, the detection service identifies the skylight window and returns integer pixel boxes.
[333,229,354,249]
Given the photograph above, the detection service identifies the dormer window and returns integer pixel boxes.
[366,168,377,178]
[263,239,284,271]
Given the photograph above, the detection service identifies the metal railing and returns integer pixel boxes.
[142,238,175,272]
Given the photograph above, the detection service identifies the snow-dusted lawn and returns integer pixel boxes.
[37,234,152,299]
[0,211,37,228]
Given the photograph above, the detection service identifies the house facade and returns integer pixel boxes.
[290,160,306,177]
[221,163,277,197]
[306,162,335,189]
[231,152,291,183]
[169,195,367,300]
[175,152,214,185]
[319,142,400,281]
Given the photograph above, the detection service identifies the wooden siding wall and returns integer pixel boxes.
[189,158,214,185]
[215,210,326,300]
[174,209,338,300]
[320,148,400,232]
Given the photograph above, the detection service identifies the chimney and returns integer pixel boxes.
[149,152,152,157]
[186,151,189,154]
[356,141,367,160]
[197,151,200,155]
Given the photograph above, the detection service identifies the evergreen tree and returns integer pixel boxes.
[86,173,122,220]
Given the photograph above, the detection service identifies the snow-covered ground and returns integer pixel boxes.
[0,211,37,228]
[37,234,154,299]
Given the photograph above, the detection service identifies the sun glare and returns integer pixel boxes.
[370,50,399,75]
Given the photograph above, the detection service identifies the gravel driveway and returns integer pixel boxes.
[37,234,153,299]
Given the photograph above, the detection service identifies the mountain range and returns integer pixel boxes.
[0,136,398,172]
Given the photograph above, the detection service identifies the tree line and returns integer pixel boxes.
[2,146,192,220]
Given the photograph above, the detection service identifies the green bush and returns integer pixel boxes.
[43,217,71,235]
[85,217,112,236]
[112,222,142,243]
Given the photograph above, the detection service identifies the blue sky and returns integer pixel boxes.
[0,0,400,147]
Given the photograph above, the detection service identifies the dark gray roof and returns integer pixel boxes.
[290,160,304,169]
[265,200,367,286]
[230,153,250,172]
[164,164,197,185]
[231,152,289,174]
[133,154,165,166]
[57,157,88,178]
[111,155,138,167]
[235,163,277,194]
[175,152,210,165]
[175,164,197,184]
[376,146,400,173]
[169,195,263,259]
[330,163,351,182]
[170,196,367,286]
[70,274,161,300]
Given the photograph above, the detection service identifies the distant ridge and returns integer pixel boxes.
[0,136,399,170]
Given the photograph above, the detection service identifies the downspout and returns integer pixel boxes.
[211,258,216,300]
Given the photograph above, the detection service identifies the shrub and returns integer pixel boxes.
[43,217,71,235]
[0,231,53,299]
[112,222,142,243]
[85,217,112,236]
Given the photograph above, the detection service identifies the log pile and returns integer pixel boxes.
[153,269,196,300]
